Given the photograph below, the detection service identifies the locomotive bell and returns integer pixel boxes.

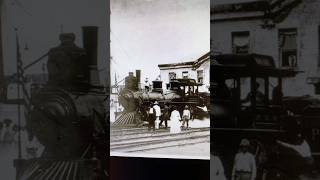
[59,33,75,45]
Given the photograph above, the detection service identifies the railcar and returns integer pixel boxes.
[211,53,320,179]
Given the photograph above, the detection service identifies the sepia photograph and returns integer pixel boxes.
[0,0,109,179]
[110,0,210,159]
[211,0,320,180]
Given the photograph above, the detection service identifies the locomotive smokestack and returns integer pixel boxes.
[136,70,141,89]
[82,26,100,85]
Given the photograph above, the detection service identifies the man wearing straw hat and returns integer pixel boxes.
[232,138,256,180]
[153,101,161,129]
[182,105,191,129]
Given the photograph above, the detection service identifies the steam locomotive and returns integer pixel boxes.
[113,70,209,126]
[15,27,108,179]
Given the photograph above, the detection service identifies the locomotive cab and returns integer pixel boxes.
[167,78,208,117]
[168,79,202,97]
[152,80,163,93]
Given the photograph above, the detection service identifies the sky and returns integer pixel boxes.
[2,0,108,84]
[111,0,210,85]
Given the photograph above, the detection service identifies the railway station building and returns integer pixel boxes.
[158,52,210,93]
[211,0,320,97]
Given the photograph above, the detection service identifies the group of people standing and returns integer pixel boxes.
[0,118,44,159]
[212,139,257,180]
[213,134,315,180]
[147,101,192,134]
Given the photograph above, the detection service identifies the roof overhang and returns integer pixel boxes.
[159,52,210,70]
[211,0,303,23]
[211,53,301,78]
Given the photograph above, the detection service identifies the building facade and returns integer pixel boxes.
[211,0,320,97]
[158,52,210,93]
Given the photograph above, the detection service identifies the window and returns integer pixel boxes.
[169,72,176,81]
[182,71,188,79]
[232,31,250,54]
[279,28,297,67]
[197,70,204,83]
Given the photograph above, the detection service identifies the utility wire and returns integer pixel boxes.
[12,0,32,16]
[110,31,136,62]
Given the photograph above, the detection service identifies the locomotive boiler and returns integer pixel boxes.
[114,71,209,126]
[15,27,108,179]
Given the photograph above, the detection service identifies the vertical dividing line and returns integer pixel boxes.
[15,28,22,160]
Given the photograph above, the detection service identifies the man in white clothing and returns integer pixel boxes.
[232,139,256,180]
[211,154,226,180]
[153,101,161,129]
[182,105,191,129]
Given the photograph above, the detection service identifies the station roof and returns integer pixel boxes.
[170,78,203,86]
[211,53,301,78]
[158,52,210,70]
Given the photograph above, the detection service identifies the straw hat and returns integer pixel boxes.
[240,138,250,146]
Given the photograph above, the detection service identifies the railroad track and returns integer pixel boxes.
[15,159,107,180]
[110,128,209,138]
[111,127,209,142]
[111,127,168,136]
[110,127,210,153]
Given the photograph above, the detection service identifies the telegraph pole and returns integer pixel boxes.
[15,28,22,160]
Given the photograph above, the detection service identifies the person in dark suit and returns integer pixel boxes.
[159,105,170,128]
[148,103,156,131]
[242,82,265,106]
[272,84,283,105]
